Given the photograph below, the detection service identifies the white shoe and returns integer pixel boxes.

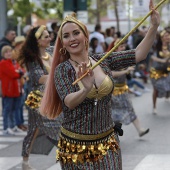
[22,161,36,170]
[134,91,142,97]
[7,128,15,135]
[129,87,142,96]
[135,72,141,78]
[2,130,8,135]
[153,108,157,115]
[13,126,23,132]
[143,88,151,93]
[129,87,135,92]
[139,128,149,137]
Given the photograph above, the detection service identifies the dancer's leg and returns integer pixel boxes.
[133,118,149,137]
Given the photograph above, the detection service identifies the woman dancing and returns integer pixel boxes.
[18,25,62,170]
[108,39,149,137]
[150,29,170,114]
[40,1,159,169]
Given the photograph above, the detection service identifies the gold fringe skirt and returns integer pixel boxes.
[150,68,169,80]
[25,90,42,109]
[113,83,129,96]
[56,127,119,164]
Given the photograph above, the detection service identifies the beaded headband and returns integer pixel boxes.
[58,13,88,40]
[35,25,47,39]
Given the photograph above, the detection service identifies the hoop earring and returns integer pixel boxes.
[59,48,66,55]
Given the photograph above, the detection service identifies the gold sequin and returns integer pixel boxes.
[25,90,42,109]
[167,67,170,71]
[113,83,129,96]
[150,68,169,80]
[56,130,119,164]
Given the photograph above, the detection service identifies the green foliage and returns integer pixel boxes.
[40,0,63,20]
[13,0,33,17]
[7,0,170,27]
[87,0,92,7]
[7,0,63,25]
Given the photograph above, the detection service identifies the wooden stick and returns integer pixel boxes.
[72,0,167,85]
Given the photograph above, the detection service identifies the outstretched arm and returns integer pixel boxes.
[112,66,135,78]
[151,55,170,63]
[135,0,160,63]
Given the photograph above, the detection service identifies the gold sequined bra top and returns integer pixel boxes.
[78,75,113,100]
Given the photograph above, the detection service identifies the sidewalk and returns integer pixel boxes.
[1,80,170,170]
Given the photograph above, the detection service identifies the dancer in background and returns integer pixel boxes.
[40,1,159,169]
[108,39,149,137]
[18,25,62,170]
[150,29,170,114]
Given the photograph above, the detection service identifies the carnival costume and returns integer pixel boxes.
[55,50,136,170]
[150,31,170,97]
[111,75,137,125]
[22,46,63,156]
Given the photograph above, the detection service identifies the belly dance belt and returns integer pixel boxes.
[113,83,129,96]
[56,127,119,164]
[167,67,170,72]
[150,67,169,80]
[25,90,42,109]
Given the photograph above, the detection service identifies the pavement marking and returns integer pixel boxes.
[0,157,22,170]
[0,112,27,143]
[0,144,8,149]
[134,154,170,170]
[47,162,61,170]
[0,137,23,142]
[0,132,26,136]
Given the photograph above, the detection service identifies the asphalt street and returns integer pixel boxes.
[0,79,170,170]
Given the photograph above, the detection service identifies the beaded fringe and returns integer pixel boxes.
[150,68,169,80]
[56,132,119,164]
[113,84,129,96]
[25,90,42,109]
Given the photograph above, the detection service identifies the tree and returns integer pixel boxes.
[112,0,120,32]
[85,0,121,31]
[40,0,63,20]
[87,0,108,24]
[7,0,63,26]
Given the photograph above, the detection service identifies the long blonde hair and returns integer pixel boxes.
[40,14,89,119]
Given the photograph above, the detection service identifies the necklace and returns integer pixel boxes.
[42,52,50,61]
[69,57,91,68]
